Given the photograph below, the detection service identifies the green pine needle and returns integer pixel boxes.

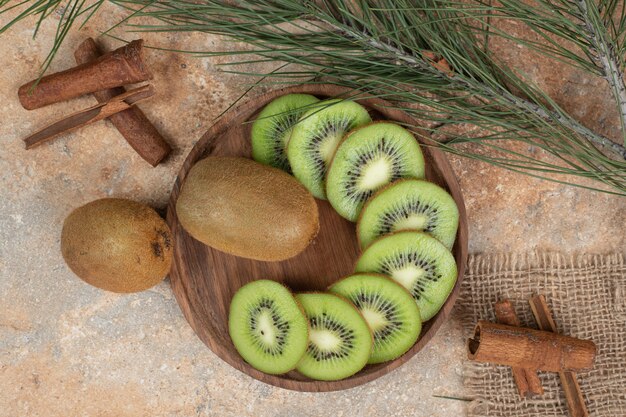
[2,0,625,195]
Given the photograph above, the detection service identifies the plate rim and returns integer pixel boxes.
[166,83,469,392]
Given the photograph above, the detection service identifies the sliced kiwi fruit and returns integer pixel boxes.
[229,280,309,375]
[357,179,459,250]
[287,99,371,199]
[251,94,320,172]
[295,292,373,380]
[355,231,457,322]
[329,274,421,364]
[326,122,425,221]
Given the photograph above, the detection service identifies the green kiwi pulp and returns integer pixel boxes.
[357,179,459,250]
[229,280,309,375]
[251,94,320,172]
[329,274,421,364]
[287,99,371,199]
[295,293,373,381]
[354,231,457,322]
[326,122,425,222]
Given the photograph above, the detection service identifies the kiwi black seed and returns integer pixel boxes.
[287,99,371,199]
[326,122,425,221]
[295,292,372,381]
[357,179,459,250]
[355,231,457,322]
[229,280,309,375]
[329,274,421,364]
[251,94,320,172]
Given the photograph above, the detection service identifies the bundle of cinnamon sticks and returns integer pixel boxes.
[468,295,596,417]
[19,38,171,166]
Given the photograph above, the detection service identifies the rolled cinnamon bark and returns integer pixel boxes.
[530,295,589,417]
[74,38,171,166]
[19,39,152,110]
[468,321,596,372]
[494,300,543,397]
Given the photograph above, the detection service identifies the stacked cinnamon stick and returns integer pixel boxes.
[468,295,596,417]
[19,38,171,166]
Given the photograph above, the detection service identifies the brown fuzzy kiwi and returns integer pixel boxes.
[176,156,319,261]
[61,198,173,293]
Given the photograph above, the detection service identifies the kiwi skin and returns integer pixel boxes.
[176,157,319,262]
[61,198,173,293]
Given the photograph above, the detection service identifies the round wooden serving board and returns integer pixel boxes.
[166,84,468,392]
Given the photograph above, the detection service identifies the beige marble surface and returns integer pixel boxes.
[0,4,624,417]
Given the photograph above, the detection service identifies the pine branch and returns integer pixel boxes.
[334,22,626,159]
[574,0,626,147]
[2,0,625,195]
[467,0,626,150]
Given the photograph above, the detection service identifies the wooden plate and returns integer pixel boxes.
[166,84,468,392]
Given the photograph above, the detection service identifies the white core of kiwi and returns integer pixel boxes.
[310,328,343,351]
[319,131,345,164]
[358,157,394,190]
[360,308,388,331]
[392,265,427,292]
[393,213,429,231]
[256,311,278,346]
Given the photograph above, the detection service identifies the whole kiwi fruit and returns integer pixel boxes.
[61,198,173,293]
[175,156,319,261]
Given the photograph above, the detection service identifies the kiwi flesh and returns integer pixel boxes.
[287,99,371,199]
[329,274,421,364]
[61,198,172,293]
[357,179,459,250]
[355,231,457,322]
[229,280,309,374]
[176,157,319,261]
[251,94,320,172]
[326,122,425,222]
[295,292,373,381]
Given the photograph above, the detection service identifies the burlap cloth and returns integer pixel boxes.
[456,253,626,417]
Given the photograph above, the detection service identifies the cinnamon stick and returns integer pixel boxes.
[19,39,152,110]
[494,300,543,397]
[23,85,154,149]
[468,321,596,372]
[74,38,171,166]
[530,295,589,417]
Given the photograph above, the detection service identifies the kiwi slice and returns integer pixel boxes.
[326,122,425,221]
[287,99,371,199]
[251,94,320,172]
[229,280,309,375]
[355,231,457,322]
[357,179,459,250]
[295,292,372,381]
[329,274,421,364]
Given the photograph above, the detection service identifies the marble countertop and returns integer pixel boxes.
[1,4,624,417]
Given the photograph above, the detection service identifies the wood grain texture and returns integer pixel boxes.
[166,84,469,392]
